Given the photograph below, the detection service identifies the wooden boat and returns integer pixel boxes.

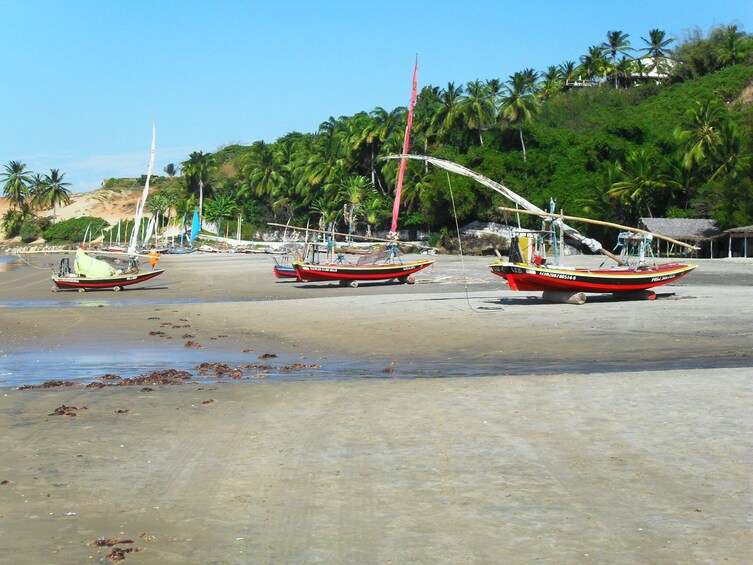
[490,251,696,293]
[266,225,435,287]
[274,264,298,279]
[487,209,697,295]
[273,255,299,280]
[167,246,196,255]
[270,60,434,288]
[293,254,434,287]
[51,248,164,292]
[392,154,698,299]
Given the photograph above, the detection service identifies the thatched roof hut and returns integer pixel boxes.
[640,218,720,241]
[639,218,721,257]
[721,225,753,258]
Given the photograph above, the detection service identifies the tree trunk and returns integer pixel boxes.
[518,126,527,162]
[199,181,204,218]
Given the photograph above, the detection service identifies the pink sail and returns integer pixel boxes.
[390,58,418,235]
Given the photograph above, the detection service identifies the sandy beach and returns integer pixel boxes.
[1,252,752,563]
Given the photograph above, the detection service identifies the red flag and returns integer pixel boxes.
[390,58,418,235]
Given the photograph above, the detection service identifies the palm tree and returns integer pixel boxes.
[608,149,668,217]
[632,58,651,83]
[339,174,373,236]
[203,191,238,237]
[709,121,749,182]
[310,194,342,229]
[361,194,386,236]
[576,161,621,222]
[602,31,633,88]
[412,86,441,172]
[519,68,540,92]
[484,79,504,99]
[146,192,170,234]
[163,163,178,177]
[641,29,674,78]
[675,99,728,170]
[431,82,464,142]
[559,61,578,87]
[539,66,563,99]
[718,25,746,67]
[459,80,497,145]
[242,141,282,198]
[580,45,608,84]
[614,56,636,89]
[271,137,307,215]
[44,169,71,220]
[1,208,24,238]
[499,71,540,162]
[27,173,49,211]
[1,160,31,209]
[359,107,404,188]
[181,151,215,218]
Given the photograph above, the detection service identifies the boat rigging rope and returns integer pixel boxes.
[446,172,502,313]
[13,254,54,270]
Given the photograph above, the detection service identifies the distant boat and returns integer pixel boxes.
[273,256,299,280]
[102,245,127,253]
[51,248,164,292]
[167,209,199,254]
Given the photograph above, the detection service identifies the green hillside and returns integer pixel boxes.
[5,24,753,243]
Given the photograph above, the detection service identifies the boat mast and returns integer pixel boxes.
[389,57,418,239]
[129,123,156,255]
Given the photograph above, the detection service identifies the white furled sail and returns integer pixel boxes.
[129,123,156,254]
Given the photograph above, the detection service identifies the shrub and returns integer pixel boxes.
[20,217,52,243]
[43,216,109,244]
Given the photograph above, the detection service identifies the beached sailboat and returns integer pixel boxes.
[393,154,697,300]
[168,209,199,254]
[489,208,696,295]
[277,59,434,287]
[18,126,167,292]
[267,224,434,286]
[51,247,164,292]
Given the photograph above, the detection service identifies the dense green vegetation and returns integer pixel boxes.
[4,24,752,245]
[42,216,108,244]
[1,163,72,239]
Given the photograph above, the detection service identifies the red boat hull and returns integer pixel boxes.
[490,262,696,293]
[52,269,165,291]
[273,265,299,279]
[294,259,434,283]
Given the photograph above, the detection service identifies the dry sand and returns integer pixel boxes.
[0,252,752,563]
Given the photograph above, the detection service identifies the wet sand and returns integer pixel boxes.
[1,252,752,563]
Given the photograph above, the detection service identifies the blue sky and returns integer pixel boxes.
[1,0,751,193]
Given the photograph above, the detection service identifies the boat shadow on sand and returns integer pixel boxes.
[53,282,169,294]
[414,291,694,309]
[291,279,419,290]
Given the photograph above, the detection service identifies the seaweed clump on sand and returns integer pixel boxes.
[48,404,87,416]
[87,538,141,562]
[18,380,83,390]
[195,362,243,379]
[86,369,193,387]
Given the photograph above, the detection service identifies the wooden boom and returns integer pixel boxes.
[267,223,397,244]
[498,207,699,250]
[15,249,157,259]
